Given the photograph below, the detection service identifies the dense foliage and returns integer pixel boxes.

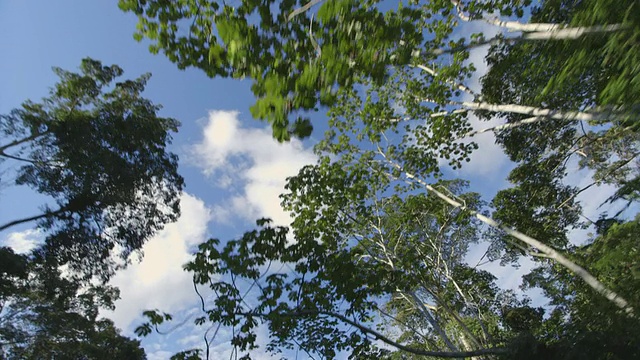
[124,0,639,358]
[0,248,147,359]
[0,59,185,358]
[3,0,638,358]
[0,58,184,282]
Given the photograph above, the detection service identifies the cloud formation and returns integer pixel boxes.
[191,110,317,226]
[104,193,211,331]
[1,228,42,254]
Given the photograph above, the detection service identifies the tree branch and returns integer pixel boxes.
[463,116,542,138]
[288,0,325,21]
[416,64,479,98]
[0,208,66,232]
[408,291,459,352]
[460,101,610,122]
[381,158,634,317]
[450,0,624,34]
[0,150,61,168]
[0,132,48,153]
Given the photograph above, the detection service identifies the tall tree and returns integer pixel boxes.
[122,0,640,357]
[0,58,184,281]
[135,85,544,358]
[481,0,639,265]
[0,247,147,359]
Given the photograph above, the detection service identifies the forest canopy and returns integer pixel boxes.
[122,0,639,358]
[1,0,638,358]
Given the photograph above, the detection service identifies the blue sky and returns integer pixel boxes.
[0,1,628,359]
[0,2,323,358]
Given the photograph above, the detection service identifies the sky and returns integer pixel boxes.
[0,1,628,359]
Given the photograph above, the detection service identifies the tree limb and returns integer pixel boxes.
[450,0,624,34]
[463,116,542,138]
[460,101,610,122]
[408,291,459,352]
[381,157,635,317]
[416,64,479,99]
[288,0,325,21]
[0,132,48,153]
[0,208,66,232]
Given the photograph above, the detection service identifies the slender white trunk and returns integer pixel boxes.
[460,101,604,122]
[384,159,634,316]
[450,0,623,34]
[408,291,460,352]
[463,116,541,137]
[523,24,624,40]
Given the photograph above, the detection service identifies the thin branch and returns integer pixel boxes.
[375,304,432,343]
[309,14,321,57]
[415,64,478,98]
[194,277,207,313]
[288,0,325,21]
[463,116,541,138]
[0,208,67,232]
[556,151,640,210]
[0,150,62,168]
[0,151,42,165]
[408,291,459,352]
[0,132,48,153]
[429,34,522,57]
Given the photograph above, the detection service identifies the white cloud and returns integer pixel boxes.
[1,228,42,254]
[147,350,174,360]
[191,110,317,226]
[457,114,512,178]
[563,161,633,245]
[435,20,511,179]
[103,193,211,331]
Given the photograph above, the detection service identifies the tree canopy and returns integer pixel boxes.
[1,58,185,359]
[121,0,640,358]
[0,247,147,360]
[0,58,184,282]
[0,0,630,358]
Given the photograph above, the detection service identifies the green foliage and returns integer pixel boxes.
[0,250,146,359]
[151,109,519,358]
[121,0,640,358]
[119,0,530,140]
[0,58,184,281]
[481,0,640,262]
[512,216,640,359]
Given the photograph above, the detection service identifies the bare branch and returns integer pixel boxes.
[0,132,48,153]
[0,207,67,232]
